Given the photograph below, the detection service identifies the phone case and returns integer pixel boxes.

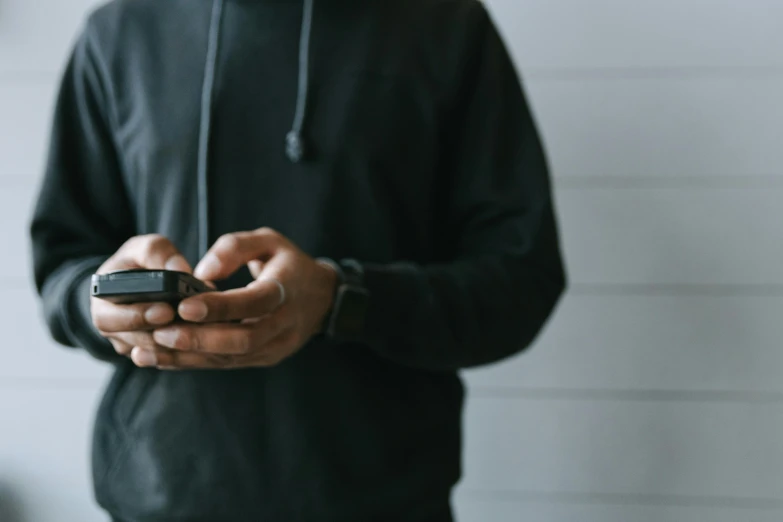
[91,269,211,304]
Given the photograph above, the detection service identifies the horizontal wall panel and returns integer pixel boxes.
[7,186,783,287]
[0,82,56,183]
[5,0,783,75]
[10,77,783,185]
[455,496,783,522]
[0,387,105,522]
[0,0,98,75]
[9,77,783,185]
[0,187,112,382]
[525,77,783,181]
[557,188,783,286]
[487,0,783,70]
[0,185,35,287]
[464,294,783,395]
[12,73,783,191]
[461,397,783,500]
[0,285,111,382]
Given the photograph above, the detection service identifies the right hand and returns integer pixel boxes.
[91,235,192,366]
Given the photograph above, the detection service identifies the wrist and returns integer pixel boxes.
[314,259,340,330]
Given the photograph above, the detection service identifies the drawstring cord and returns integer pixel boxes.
[198,0,314,257]
[197,0,225,257]
[286,0,315,163]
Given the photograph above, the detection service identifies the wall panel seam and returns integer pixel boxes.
[466,386,783,404]
[458,489,783,510]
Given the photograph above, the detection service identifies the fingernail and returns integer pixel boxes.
[145,304,173,326]
[131,347,157,367]
[179,300,208,321]
[153,328,180,348]
[166,254,192,273]
[194,254,220,279]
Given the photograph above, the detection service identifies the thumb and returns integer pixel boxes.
[194,229,282,281]
[165,254,193,273]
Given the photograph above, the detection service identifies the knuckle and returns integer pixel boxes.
[155,350,174,367]
[139,241,156,261]
[216,233,240,253]
[256,227,281,242]
[140,234,168,258]
[204,296,225,322]
[128,307,146,330]
[238,330,254,354]
[176,330,192,350]
[97,255,120,274]
[121,235,141,251]
[144,233,166,244]
[137,333,156,350]
[169,351,184,367]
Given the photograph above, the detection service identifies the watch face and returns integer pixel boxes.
[333,287,370,337]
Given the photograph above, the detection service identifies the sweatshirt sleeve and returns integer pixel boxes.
[30,23,135,363]
[358,6,566,372]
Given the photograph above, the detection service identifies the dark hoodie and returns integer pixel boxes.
[30,0,566,520]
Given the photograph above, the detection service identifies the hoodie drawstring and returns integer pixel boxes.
[197,0,225,257]
[286,0,315,163]
[197,0,315,257]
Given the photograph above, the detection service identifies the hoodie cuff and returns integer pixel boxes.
[60,257,121,362]
[359,262,431,352]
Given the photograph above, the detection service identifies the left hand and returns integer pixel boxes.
[138,228,338,370]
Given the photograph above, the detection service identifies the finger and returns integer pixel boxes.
[155,330,297,369]
[92,300,176,332]
[130,346,160,367]
[194,228,283,281]
[153,350,234,370]
[110,331,158,351]
[131,346,225,369]
[104,235,192,274]
[110,339,133,356]
[153,315,285,355]
[178,279,283,323]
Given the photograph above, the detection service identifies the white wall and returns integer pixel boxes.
[1,1,781,521]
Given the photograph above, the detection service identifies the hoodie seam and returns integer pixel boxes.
[83,19,137,203]
[84,22,122,152]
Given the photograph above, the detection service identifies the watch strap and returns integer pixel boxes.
[314,258,368,340]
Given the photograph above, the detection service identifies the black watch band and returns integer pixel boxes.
[316,258,370,341]
[338,259,364,288]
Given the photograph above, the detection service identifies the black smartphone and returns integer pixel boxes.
[91,269,212,305]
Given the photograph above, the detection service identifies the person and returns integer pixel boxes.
[29,0,566,520]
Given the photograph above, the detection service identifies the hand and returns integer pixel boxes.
[143,228,338,370]
[91,235,192,365]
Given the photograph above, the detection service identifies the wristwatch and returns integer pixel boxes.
[316,258,370,341]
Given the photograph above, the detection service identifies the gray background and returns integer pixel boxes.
[1,0,782,520]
